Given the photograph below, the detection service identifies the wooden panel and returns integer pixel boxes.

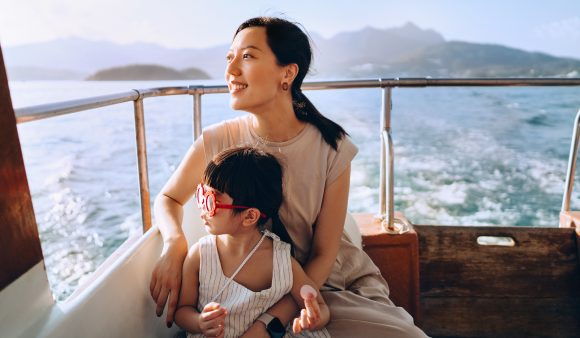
[0,46,43,291]
[354,213,420,321]
[416,224,580,338]
[422,297,580,338]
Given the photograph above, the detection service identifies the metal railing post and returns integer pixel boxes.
[379,86,392,222]
[193,91,202,140]
[133,96,152,232]
[378,84,410,234]
[561,108,580,212]
[382,128,395,230]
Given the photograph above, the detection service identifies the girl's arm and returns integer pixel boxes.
[174,244,202,332]
[240,165,351,337]
[150,136,206,326]
[175,243,227,337]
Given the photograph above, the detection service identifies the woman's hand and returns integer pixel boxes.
[150,236,188,326]
[292,285,329,333]
[198,302,227,338]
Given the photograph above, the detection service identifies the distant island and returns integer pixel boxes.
[86,64,211,81]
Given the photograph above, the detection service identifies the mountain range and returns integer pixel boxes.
[4,22,580,81]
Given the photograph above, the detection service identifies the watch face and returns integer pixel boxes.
[268,317,286,337]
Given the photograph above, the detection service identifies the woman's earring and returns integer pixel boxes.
[282,82,289,91]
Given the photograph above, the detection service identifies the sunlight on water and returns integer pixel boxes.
[10,80,580,300]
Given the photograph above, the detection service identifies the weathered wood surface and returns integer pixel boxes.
[415,224,580,338]
[0,46,43,291]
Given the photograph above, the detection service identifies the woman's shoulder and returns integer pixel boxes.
[323,134,358,184]
[337,134,358,158]
[202,115,253,161]
[203,115,251,135]
[335,134,358,154]
[302,123,358,154]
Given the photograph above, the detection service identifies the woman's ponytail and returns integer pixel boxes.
[292,88,346,150]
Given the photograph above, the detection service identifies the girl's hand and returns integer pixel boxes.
[150,236,188,326]
[293,285,324,333]
[198,302,227,338]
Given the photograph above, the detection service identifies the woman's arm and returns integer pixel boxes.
[304,164,351,287]
[150,136,206,326]
[289,259,330,332]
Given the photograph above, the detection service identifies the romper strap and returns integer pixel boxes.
[210,232,267,302]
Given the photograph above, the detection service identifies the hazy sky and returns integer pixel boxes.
[1,0,579,58]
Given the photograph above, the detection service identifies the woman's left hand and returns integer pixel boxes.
[293,285,324,333]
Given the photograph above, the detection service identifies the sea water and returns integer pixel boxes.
[10,80,580,300]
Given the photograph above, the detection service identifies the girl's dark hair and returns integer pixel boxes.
[203,146,294,252]
[235,17,347,150]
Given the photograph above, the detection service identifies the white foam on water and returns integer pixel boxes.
[526,158,565,195]
[397,155,449,173]
[350,164,368,186]
[431,182,468,205]
[119,212,142,239]
[349,185,377,212]
[478,178,500,190]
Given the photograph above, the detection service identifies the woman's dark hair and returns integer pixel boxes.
[203,146,294,252]
[235,17,347,150]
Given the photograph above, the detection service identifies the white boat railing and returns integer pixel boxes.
[14,78,580,233]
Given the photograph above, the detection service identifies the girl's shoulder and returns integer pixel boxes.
[189,235,214,258]
[264,230,292,255]
[184,241,202,272]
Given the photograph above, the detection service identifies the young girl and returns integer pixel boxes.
[174,146,330,338]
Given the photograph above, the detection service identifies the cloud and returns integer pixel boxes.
[535,17,580,40]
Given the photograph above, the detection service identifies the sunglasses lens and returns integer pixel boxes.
[206,194,215,214]
[195,185,205,207]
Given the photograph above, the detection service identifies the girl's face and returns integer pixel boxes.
[225,27,286,114]
[199,185,241,235]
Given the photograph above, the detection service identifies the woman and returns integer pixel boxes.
[150,16,428,337]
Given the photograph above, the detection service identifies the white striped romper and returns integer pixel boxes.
[188,231,330,338]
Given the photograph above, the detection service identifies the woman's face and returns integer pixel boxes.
[225,27,286,113]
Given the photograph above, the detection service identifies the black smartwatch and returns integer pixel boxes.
[257,313,285,338]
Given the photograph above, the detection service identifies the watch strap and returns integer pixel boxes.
[257,313,275,326]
